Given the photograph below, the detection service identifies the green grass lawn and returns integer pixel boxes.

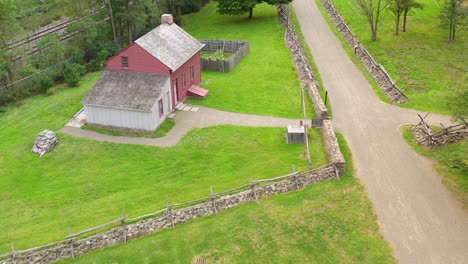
[402,126,467,208]
[184,3,315,119]
[57,134,395,264]
[325,0,467,114]
[0,71,327,254]
[81,119,175,138]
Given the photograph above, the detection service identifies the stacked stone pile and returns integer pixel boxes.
[32,130,58,156]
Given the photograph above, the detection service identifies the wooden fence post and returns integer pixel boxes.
[121,208,127,242]
[333,163,340,179]
[210,186,218,213]
[166,195,174,228]
[10,243,15,261]
[67,227,75,259]
[250,177,258,201]
[292,165,299,190]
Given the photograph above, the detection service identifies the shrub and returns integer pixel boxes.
[86,49,111,72]
[39,75,53,94]
[63,63,86,87]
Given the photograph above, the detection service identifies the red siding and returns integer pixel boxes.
[170,52,202,108]
[106,43,171,74]
[105,43,202,109]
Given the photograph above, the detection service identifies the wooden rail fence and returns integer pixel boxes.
[0,164,338,263]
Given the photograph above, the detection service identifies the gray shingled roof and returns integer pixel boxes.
[82,71,168,112]
[135,23,204,71]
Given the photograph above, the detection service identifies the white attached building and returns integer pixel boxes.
[82,71,172,132]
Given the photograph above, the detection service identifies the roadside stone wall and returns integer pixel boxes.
[320,0,408,103]
[278,4,345,173]
[278,5,329,119]
[1,164,337,264]
[322,120,346,173]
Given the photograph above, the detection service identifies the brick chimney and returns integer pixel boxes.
[161,14,174,25]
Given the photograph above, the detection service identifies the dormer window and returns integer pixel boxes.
[121,56,129,68]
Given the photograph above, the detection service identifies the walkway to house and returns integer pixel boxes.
[60,106,303,147]
[293,0,468,263]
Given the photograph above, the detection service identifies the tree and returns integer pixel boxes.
[217,0,293,19]
[34,34,65,68]
[402,0,423,32]
[111,0,155,44]
[0,0,21,86]
[355,0,388,40]
[389,0,423,35]
[389,0,404,35]
[440,0,465,42]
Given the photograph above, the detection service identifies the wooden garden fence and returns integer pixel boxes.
[200,40,250,72]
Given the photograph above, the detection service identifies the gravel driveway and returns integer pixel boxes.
[293,0,468,263]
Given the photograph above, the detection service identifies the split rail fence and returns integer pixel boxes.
[0,163,339,264]
[320,0,408,103]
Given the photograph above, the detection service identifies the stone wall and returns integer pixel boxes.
[0,164,337,264]
[321,120,346,173]
[320,0,408,103]
[278,4,345,173]
[278,5,329,119]
[0,8,347,263]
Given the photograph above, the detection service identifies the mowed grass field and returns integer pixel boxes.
[326,0,467,114]
[0,72,326,253]
[0,3,324,253]
[184,3,315,118]
[58,135,395,264]
[402,127,468,208]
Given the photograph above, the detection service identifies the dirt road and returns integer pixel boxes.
[292,0,468,263]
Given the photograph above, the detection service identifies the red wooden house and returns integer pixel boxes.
[82,14,208,132]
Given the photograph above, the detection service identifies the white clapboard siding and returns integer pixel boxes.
[84,78,171,131]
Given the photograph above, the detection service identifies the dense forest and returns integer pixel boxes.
[0,0,209,105]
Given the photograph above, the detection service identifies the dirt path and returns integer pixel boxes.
[60,106,302,147]
[293,0,468,263]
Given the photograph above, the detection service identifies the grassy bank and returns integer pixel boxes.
[402,126,467,208]
[325,0,467,114]
[58,134,395,264]
[184,3,315,119]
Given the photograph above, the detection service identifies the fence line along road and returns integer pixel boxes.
[320,0,407,103]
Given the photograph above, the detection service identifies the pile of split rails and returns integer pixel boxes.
[413,114,467,148]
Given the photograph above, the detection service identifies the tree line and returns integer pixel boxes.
[0,0,209,105]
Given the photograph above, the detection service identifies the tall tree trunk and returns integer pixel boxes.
[395,9,401,35]
[449,20,453,41]
[127,21,132,45]
[105,0,117,42]
[249,7,253,18]
[403,7,408,32]
[452,25,456,41]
